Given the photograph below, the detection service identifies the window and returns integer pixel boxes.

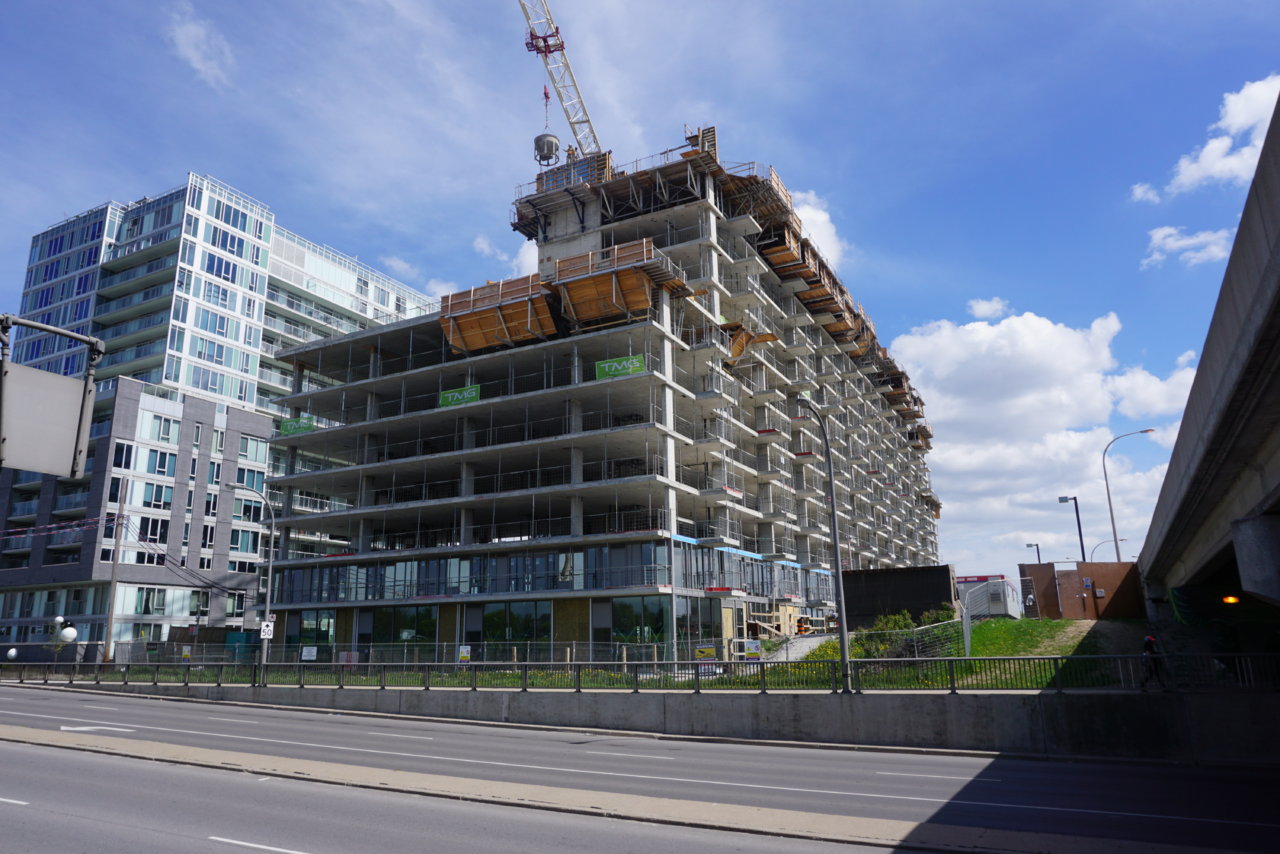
[137,517,169,544]
[149,415,178,444]
[146,450,177,477]
[228,559,258,573]
[109,476,123,503]
[208,461,222,485]
[141,483,173,510]
[198,556,213,570]
[201,275,236,306]
[229,529,260,554]
[113,442,134,470]
[208,225,245,257]
[233,498,262,523]
[200,525,216,549]
[227,592,246,618]
[172,296,189,323]
[212,429,225,454]
[134,587,167,615]
[204,491,219,516]
[189,590,209,617]
[236,467,264,492]
[182,521,190,546]
[239,436,268,464]
[193,424,202,448]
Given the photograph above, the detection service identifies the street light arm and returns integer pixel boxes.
[1102,429,1154,562]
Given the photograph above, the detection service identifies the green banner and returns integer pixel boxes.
[595,354,647,380]
[280,415,316,435]
[438,384,480,408]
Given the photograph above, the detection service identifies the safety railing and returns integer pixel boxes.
[6,654,1276,694]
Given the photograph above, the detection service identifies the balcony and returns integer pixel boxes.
[8,499,39,519]
[97,253,178,296]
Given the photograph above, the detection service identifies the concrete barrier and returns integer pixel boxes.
[57,683,1280,766]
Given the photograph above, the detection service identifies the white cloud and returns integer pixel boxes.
[1105,360,1196,418]
[422,278,459,299]
[890,311,1173,574]
[473,235,507,262]
[1129,182,1161,204]
[514,241,539,276]
[1148,421,1181,450]
[378,255,422,284]
[966,297,1009,319]
[473,234,539,278]
[1140,225,1233,269]
[166,3,234,89]
[1167,74,1280,195]
[791,190,848,272]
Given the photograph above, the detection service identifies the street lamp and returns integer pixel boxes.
[52,615,78,644]
[1103,429,1155,563]
[796,395,852,694]
[1090,538,1126,561]
[225,481,276,684]
[1058,496,1086,563]
[1025,543,1041,563]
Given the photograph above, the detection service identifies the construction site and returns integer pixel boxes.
[263,2,941,661]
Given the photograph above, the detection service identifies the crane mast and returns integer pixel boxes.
[518,0,602,156]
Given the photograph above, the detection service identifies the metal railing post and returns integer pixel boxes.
[215,664,223,687]
[521,663,529,692]
[693,660,701,694]
[379,664,387,690]
[758,661,767,695]
[338,663,345,689]
[470,664,477,691]
[183,664,190,687]
[830,661,838,694]
[423,663,431,690]
[632,662,640,693]
[123,664,131,686]
[574,663,582,693]
[947,659,957,694]
[1052,657,1063,693]
[853,659,862,694]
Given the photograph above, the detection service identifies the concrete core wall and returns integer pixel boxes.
[77,683,1280,767]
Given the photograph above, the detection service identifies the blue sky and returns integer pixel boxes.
[2,0,1277,574]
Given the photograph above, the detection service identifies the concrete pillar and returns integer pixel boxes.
[460,417,477,450]
[570,344,583,385]
[1231,514,1280,605]
[460,462,475,497]
[570,447,583,484]
[459,507,474,546]
[570,495,584,537]
[567,399,583,433]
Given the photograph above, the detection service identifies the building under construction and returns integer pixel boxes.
[269,127,940,659]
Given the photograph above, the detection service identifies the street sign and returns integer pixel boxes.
[259,622,275,640]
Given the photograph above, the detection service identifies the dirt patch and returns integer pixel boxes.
[1031,619,1151,656]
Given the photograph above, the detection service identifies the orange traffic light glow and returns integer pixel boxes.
[1222,595,1241,604]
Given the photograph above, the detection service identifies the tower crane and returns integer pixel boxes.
[518,0,602,157]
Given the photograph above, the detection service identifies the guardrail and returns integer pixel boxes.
[3,654,1276,694]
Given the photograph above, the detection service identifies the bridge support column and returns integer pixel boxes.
[1232,514,1280,605]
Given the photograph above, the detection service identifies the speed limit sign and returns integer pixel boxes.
[259,622,275,640]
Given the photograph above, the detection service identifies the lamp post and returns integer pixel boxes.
[226,481,276,684]
[796,395,852,694]
[1025,543,1041,563]
[1103,429,1154,563]
[1090,539,1126,561]
[1058,496,1086,563]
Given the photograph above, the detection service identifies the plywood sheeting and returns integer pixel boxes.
[440,274,558,353]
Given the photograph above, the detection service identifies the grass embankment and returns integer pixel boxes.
[968,618,1078,657]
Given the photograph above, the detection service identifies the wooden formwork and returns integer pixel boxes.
[552,267,654,327]
[439,274,558,353]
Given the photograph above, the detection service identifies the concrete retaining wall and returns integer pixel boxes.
[66,683,1280,767]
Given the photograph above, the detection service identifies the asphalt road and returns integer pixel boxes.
[0,739,878,854]
[0,684,1275,851]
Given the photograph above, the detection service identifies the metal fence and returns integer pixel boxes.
[3,654,1276,694]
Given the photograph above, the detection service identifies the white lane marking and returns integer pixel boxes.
[367,732,433,741]
[59,725,134,733]
[587,751,675,760]
[2,708,1275,830]
[877,772,1001,782]
[258,778,272,782]
[209,717,258,724]
[0,797,29,805]
[83,705,119,711]
[209,837,312,854]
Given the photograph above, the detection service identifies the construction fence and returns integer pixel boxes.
[3,653,1277,694]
